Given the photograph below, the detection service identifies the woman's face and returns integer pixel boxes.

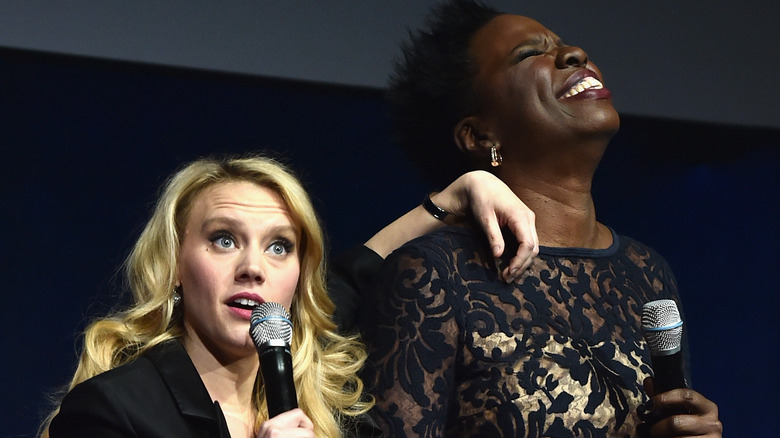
[469,14,620,151]
[176,181,301,361]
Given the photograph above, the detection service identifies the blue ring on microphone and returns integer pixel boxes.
[643,320,683,331]
[250,315,292,330]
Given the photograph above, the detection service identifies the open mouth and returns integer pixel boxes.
[228,297,261,311]
[562,76,603,98]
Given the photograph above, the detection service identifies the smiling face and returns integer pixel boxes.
[176,181,300,362]
[467,14,620,159]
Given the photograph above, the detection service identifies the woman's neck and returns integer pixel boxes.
[183,337,259,436]
[500,169,611,249]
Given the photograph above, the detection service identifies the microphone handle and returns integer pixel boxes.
[259,345,298,418]
[650,350,689,394]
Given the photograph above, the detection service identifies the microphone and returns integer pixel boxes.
[641,299,689,394]
[250,302,298,418]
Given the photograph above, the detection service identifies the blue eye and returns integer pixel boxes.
[210,232,236,249]
[267,239,294,256]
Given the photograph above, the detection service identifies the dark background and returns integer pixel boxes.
[2,47,777,436]
[1,0,778,130]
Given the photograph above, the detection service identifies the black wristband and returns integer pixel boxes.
[422,193,451,222]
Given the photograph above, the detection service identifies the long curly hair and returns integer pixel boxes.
[388,0,501,185]
[40,154,372,438]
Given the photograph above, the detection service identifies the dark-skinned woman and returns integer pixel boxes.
[356,1,723,437]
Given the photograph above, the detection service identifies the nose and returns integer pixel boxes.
[236,247,265,284]
[555,45,588,69]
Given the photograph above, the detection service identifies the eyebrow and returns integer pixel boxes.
[201,217,299,236]
[201,216,241,231]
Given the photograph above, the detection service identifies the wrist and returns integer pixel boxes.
[423,192,463,225]
[433,171,489,219]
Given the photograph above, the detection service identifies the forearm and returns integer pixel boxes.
[364,175,475,259]
[364,203,449,258]
[364,170,537,284]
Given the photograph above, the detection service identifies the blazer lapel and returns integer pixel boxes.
[146,341,231,438]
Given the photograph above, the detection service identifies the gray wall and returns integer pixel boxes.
[1,0,777,129]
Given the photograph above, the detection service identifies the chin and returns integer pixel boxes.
[221,341,260,363]
[214,332,257,356]
[585,107,620,137]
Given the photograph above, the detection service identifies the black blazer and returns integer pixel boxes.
[49,340,230,437]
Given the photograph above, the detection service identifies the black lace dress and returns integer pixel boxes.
[357,226,685,438]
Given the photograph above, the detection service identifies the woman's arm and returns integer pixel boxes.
[329,171,537,333]
[360,246,460,438]
[365,170,538,283]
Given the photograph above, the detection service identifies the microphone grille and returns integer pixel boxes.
[642,299,683,355]
[250,302,293,348]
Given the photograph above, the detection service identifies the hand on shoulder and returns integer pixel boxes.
[432,170,538,282]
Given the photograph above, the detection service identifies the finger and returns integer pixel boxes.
[258,429,316,438]
[656,389,718,416]
[645,389,722,437]
[476,211,505,258]
[505,210,538,255]
[284,408,314,430]
[258,409,314,435]
[501,218,538,283]
[502,241,535,282]
[643,376,656,397]
[648,412,723,437]
[295,410,314,431]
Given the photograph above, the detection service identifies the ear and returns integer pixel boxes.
[454,116,495,156]
[174,265,181,288]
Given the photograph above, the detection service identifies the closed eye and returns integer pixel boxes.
[514,49,544,63]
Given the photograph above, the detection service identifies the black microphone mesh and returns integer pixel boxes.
[250,302,293,348]
[641,299,683,355]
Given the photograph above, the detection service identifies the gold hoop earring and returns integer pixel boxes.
[490,144,503,167]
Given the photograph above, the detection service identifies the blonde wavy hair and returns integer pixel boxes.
[40,155,372,437]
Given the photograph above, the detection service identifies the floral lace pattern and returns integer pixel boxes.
[359,227,681,438]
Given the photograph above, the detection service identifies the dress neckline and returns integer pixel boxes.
[539,227,620,258]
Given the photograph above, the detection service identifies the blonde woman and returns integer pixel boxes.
[40,150,541,437]
[41,155,371,437]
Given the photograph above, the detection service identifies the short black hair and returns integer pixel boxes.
[387,0,501,185]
